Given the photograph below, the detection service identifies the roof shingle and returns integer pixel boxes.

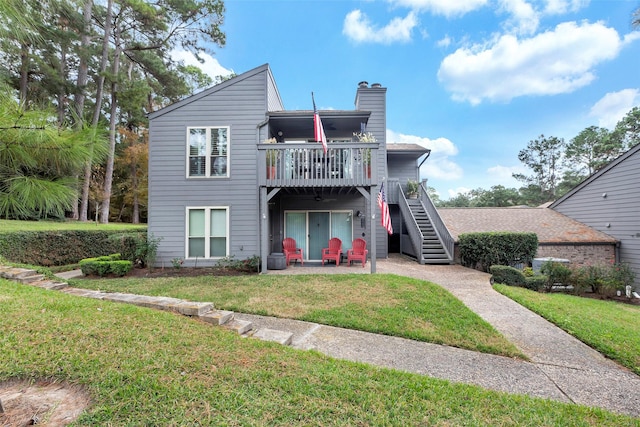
[438,207,617,243]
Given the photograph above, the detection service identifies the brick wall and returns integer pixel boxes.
[536,244,616,267]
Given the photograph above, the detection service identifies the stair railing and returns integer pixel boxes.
[418,182,454,262]
[397,184,425,263]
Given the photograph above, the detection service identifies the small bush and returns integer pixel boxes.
[79,254,131,277]
[524,275,547,291]
[540,261,572,292]
[489,265,526,287]
[110,260,133,277]
[570,263,636,296]
[216,255,261,273]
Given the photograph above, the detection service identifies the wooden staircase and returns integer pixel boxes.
[407,199,451,264]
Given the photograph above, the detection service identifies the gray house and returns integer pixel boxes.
[148,64,448,272]
[550,143,640,286]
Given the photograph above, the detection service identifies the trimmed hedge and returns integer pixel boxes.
[489,265,547,291]
[0,230,147,266]
[489,265,526,287]
[79,254,133,277]
[459,232,538,272]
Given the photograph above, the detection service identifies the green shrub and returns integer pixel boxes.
[489,265,526,287]
[570,263,637,296]
[79,254,131,277]
[110,260,133,277]
[460,232,538,272]
[540,261,572,292]
[524,275,547,291]
[216,255,261,273]
[0,230,137,266]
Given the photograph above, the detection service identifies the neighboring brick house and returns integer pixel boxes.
[437,207,618,266]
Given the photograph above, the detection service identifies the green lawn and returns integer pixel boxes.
[73,273,524,359]
[494,284,640,375]
[1,280,636,426]
[0,219,146,232]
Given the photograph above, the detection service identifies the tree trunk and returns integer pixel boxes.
[131,160,139,224]
[57,41,67,125]
[72,0,93,220]
[100,22,121,224]
[19,43,30,105]
[80,0,111,221]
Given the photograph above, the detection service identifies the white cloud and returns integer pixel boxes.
[437,21,623,105]
[589,89,640,129]
[437,35,452,48]
[171,49,233,80]
[448,187,472,198]
[498,0,539,35]
[387,129,463,180]
[543,0,588,15]
[343,10,418,44]
[486,165,526,186]
[390,0,488,18]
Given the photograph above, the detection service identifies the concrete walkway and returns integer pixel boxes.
[3,259,640,418]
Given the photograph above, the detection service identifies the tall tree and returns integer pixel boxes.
[611,107,640,151]
[564,126,615,176]
[0,84,107,219]
[513,135,565,202]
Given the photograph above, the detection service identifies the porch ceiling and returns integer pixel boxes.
[268,110,371,140]
[269,186,363,199]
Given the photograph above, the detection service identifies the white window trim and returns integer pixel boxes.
[185,206,230,259]
[186,126,230,178]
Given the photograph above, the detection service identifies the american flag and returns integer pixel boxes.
[377,182,393,235]
[312,92,327,154]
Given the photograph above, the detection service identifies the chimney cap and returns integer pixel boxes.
[371,83,382,88]
[358,81,369,88]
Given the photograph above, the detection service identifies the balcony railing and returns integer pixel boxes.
[258,142,378,187]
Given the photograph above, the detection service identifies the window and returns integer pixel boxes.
[187,207,229,258]
[187,127,229,177]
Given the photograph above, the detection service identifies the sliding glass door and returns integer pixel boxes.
[285,211,353,261]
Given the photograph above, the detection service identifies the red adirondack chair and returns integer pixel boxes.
[347,238,368,267]
[321,237,342,266]
[283,237,303,266]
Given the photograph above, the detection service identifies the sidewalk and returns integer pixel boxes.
[3,260,639,418]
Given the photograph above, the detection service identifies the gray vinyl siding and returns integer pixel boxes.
[355,86,388,258]
[551,145,640,286]
[149,68,270,266]
[267,71,284,111]
[388,157,419,187]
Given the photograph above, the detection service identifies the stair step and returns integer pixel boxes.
[18,274,46,283]
[31,280,68,290]
[250,328,293,345]
[200,309,234,326]
[224,318,253,335]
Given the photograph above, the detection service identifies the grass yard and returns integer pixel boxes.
[0,219,146,232]
[494,284,640,375]
[73,273,524,359]
[1,279,636,426]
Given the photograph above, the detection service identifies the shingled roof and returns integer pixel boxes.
[438,207,617,244]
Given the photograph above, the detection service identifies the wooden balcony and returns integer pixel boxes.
[258,142,378,187]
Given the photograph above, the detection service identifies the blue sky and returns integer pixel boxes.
[174,0,640,200]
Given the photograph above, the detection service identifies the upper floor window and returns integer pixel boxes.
[187,126,229,178]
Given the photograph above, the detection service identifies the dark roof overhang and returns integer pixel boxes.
[267,110,371,139]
